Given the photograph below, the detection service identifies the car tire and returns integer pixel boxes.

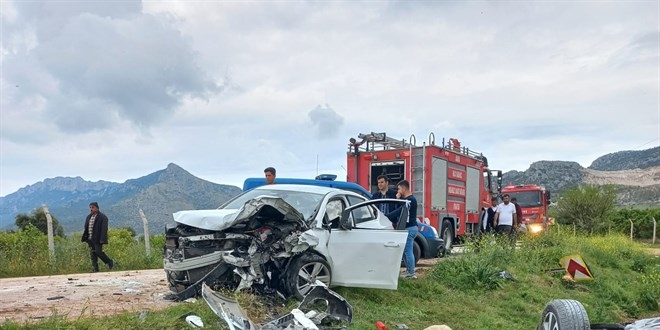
[284,253,332,300]
[441,219,454,255]
[413,240,421,264]
[538,299,590,330]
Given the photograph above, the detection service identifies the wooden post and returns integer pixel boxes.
[139,209,151,256]
[573,223,576,237]
[653,217,657,245]
[629,219,634,241]
[42,204,55,265]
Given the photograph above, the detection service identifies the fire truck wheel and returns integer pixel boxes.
[441,219,454,254]
[537,299,590,330]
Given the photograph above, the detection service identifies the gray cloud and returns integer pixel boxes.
[308,104,344,139]
[2,1,219,135]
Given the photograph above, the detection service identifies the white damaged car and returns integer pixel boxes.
[163,184,410,300]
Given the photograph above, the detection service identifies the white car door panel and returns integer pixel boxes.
[328,229,406,289]
[328,199,409,289]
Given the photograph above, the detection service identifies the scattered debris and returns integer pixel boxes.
[424,326,452,330]
[113,293,122,295]
[67,278,78,281]
[184,297,197,303]
[395,324,409,329]
[46,296,65,301]
[498,271,515,281]
[201,282,352,329]
[137,310,148,320]
[185,315,204,328]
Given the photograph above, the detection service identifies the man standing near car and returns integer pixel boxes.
[372,175,397,215]
[81,202,114,272]
[386,180,418,279]
[264,167,276,185]
[494,194,517,245]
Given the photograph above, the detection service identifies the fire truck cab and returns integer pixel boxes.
[347,132,499,251]
[501,184,552,234]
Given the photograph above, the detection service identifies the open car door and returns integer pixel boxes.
[327,199,409,289]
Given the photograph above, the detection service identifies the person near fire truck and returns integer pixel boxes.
[480,197,498,233]
[385,180,418,279]
[372,175,398,215]
[511,197,523,227]
[264,167,276,185]
[494,194,517,244]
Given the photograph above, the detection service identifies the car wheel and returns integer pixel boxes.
[538,299,590,330]
[285,253,332,300]
[441,219,454,255]
[413,240,421,264]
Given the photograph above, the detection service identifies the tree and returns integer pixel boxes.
[15,208,65,237]
[555,185,617,234]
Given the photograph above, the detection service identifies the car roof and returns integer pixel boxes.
[243,177,372,198]
[252,184,342,194]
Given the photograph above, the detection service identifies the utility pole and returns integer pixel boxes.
[139,209,151,256]
[42,204,56,266]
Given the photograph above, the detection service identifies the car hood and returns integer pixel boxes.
[173,196,307,231]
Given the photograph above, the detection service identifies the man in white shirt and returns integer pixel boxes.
[494,194,517,244]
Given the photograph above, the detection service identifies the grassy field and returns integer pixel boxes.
[1,227,659,329]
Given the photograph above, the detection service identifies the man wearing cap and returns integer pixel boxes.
[81,202,114,272]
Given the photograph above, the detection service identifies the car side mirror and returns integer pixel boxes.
[339,210,352,230]
[545,191,551,203]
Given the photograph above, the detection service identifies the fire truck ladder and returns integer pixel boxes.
[410,134,431,218]
[355,132,412,151]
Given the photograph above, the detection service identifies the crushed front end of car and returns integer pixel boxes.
[163,196,319,301]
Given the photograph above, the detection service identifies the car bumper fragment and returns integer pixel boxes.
[201,281,353,329]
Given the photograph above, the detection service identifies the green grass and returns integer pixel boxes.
[1,227,660,329]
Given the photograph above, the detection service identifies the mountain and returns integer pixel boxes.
[589,146,660,171]
[0,163,242,234]
[502,146,660,206]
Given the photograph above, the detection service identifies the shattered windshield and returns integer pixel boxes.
[219,189,326,220]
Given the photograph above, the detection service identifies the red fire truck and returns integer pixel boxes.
[501,184,553,234]
[346,132,501,252]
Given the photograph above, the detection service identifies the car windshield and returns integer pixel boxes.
[507,191,542,207]
[219,188,326,220]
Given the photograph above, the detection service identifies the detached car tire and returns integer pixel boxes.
[285,253,332,300]
[538,299,590,330]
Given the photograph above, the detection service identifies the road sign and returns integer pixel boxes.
[559,255,594,281]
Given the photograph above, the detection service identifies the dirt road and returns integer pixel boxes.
[0,269,175,324]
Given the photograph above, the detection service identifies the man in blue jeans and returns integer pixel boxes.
[386,180,418,279]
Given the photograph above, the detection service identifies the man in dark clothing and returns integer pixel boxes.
[81,202,114,272]
[511,197,523,229]
[480,197,498,234]
[371,175,398,216]
[386,180,418,279]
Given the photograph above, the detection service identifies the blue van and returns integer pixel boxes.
[242,175,445,263]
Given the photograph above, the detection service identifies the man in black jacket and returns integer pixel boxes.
[81,202,114,272]
[371,175,398,216]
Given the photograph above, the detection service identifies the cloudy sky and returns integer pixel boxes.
[1,1,658,197]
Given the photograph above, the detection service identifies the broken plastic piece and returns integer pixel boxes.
[185,315,204,328]
[201,282,352,329]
